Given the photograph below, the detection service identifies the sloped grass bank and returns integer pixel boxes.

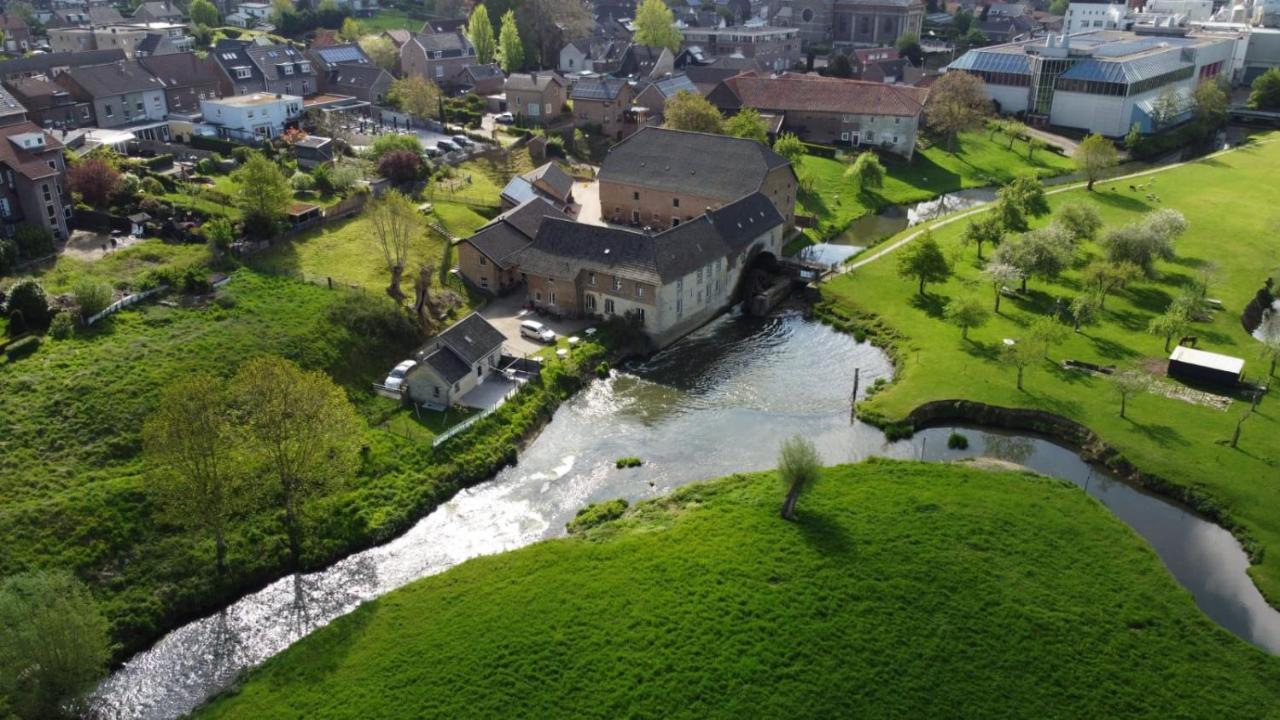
[197,461,1280,719]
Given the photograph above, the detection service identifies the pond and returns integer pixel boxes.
[90,311,1280,719]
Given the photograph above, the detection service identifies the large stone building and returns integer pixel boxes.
[596,126,797,229]
[769,0,925,49]
[0,86,71,241]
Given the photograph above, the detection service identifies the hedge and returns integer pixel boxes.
[802,142,839,159]
[190,135,243,154]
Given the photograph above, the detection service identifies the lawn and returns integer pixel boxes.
[196,461,1280,719]
[20,239,209,294]
[355,9,423,33]
[821,136,1280,601]
[797,130,1076,243]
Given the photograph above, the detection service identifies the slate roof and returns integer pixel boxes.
[312,43,374,67]
[570,75,629,101]
[326,63,391,89]
[505,71,565,92]
[0,50,127,78]
[0,84,25,119]
[6,76,71,110]
[414,30,474,55]
[138,53,221,91]
[598,126,791,202]
[429,312,506,366]
[420,347,472,384]
[524,162,574,202]
[383,29,412,47]
[0,121,63,181]
[654,192,782,278]
[245,44,314,81]
[212,39,264,86]
[711,71,927,116]
[466,197,565,266]
[421,18,468,34]
[64,60,165,97]
[133,1,183,20]
[642,72,697,98]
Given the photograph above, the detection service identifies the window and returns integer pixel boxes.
[631,210,640,224]
[635,285,644,298]
[283,64,294,75]
[433,385,440,397]
[585,293,596,311]
[479,256,487,266]
[480,276,489,288]
[476,364,482,378]
[535,290,543,301]
[672,197,679,208]
[42,183,51,202]
[633,308,645,323]
[633,191,639,200]
[672,217,680,227]
[235,67,252,79]
[588,272,595,285]
[604,298,615,314]
[676,296,682,318]
[0,198,10,217]
[435,65,444,78]
[613,275,622,291]
[549,291,557,305]
[302,81,310,94]
[104,104,114,117]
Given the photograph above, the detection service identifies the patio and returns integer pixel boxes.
[457,372,521,410]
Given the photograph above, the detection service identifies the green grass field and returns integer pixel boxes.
[822,136,1280,601]
[797,131,1076,244]
[22,239,209,295]
[197,461,1280,719]
[354,9,423,33]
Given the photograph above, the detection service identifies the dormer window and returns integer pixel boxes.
[235,67,251,79]
[283,64,294,75]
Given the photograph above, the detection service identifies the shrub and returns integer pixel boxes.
[566,498,629,534]
[140,176,165,196]
[882,422,915,441]
[615,456,643,469]
[595,361,611,378]
[947,432,970,450]
[377,149,423,183]
[179,267,211,294]
[331,163,362,192]
[48,311,75,340]
[5,278,51,332]
[291,172,316,191]
[0,236,15,274]
[311,163,334,194]
[231,146,255,164]
[13,224,55,260]
[69,157,124,206]
[73,279,113,322]
[370,133,423,161]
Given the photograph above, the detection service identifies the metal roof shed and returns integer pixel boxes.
[1167,346,1245,387]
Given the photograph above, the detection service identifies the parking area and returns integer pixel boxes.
[480,290,592,356]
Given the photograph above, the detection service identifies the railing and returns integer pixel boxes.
[86,285,169,326]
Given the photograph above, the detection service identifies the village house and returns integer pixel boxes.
[0,85,71,241]
[679,24,802,71]
[504,71,567,123]
[569,75,634,139]
[404,313,507,407]
[0,14,32,54]
[4,76,93,129]
[596,126,797,229]
[512,192,786,348]
[460,63,505,95]
[200,92,302,141]
[399,30,476,89]
[132,1,184,23]
[707,71,927,158]
[306,44,394,104]
[0,50,128,83]
[138,53,223,116]
[456,197,568,294]
[211,39,317,97]
[613,44,675,79]
[56,60,169,130]
[500,162,575,211]
[632,73,698,122]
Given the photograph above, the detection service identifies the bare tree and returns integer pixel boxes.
[367,190,422,303]
[413,263,436,328]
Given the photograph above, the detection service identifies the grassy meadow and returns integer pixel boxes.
[197,461,1280,719]
[822,136,1280,600]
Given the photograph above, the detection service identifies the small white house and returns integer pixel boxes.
[405,313,507,407]
[199,92,301,142]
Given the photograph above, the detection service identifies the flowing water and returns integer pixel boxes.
[91,311,1280,719]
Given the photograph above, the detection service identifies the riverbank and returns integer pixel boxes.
[193,460,1280,719]
[819,134,1280,604]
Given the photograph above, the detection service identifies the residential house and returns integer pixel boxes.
[512,191,785,348]
[855,49,922,84]
[225,1,272,28]
[461,63,505,95]
[674,52,768,94]
[199,92,302,141]
[978,14,1035,44]
[632,73,698,121]
[707,71,927,157]
[504,71,567,123]
[307,44,394,104]
[292,135,334,168]
[57,60,169,129]
[614,44,674,79]
[560,38,593,74]
[404,313,507,407]
[211,39,317,97]
[420,18,468,34]
[0,14,32,54]
[4,75,94,129]
[767,0,925,49]
[399,30,476,89]
[0,86,71,240]
[132,1,184,23]
[382,29,412,50]
[679,24,802,71]
[45,5,124,29]
[456,197,567,293]
[569,75,634,138]
[597,125,797,229]
[559,38,630,74]
[499,162,575,210]
[0,50,128,82]
[49,22,194,58]
[138,52,222,116]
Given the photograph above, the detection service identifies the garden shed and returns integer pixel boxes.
[1167,346,1244,387]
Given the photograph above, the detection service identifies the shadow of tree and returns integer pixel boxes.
[1127,286,1175,313]
[1091,192,1152,214]
[1125,418,1190,448]
[795,510,855,557]
[1089,336,1140,360]
[910,292,950,318]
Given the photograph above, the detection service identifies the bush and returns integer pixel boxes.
[231,146,255,164]
[615,456,643,469]
[4,278,51,332]
[566,498,629,534]
[369,133,423,161]
[311,163,334,194]
[803,142,839,159]
[179,267,210,294]
[48,311,75,340]
[73,279,113,322]
[595,361,610,378]
[143,153,175,170]
[4,334,39,360]
[0,236,15,274]
[377,149,423,183]
[947,432,970,450]
[291,172,316,191]
[13,224,55,260]
[331,163,362,192]
[190,135,240,154]
[882,422,914,441]
[140,176,165,196]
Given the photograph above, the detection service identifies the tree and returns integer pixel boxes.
[1002,119,1027,150]
[895,31,923,66]
[980,261,1021,312]
[1070,292,1100,332]
[944,295,989,339]
[339,16,362,41]
[1148,305,1189,352]
[963,27,988,47]
[633,0,682,51]
[1150,86,1183,130]
[924,71,990,152]
[516,0,593,67]
[962,213,1004,261]
[953,8,975,34]
[231,356,362,568]
[1124,122,1143,152]
[662,90,724,134]
[896,231,951,295]
[467,3,497,65]
[0,570,110,719]
[1000,338,1039,391]
[13,224,54,260]
[997,174,1049,221]
[497,9,524,72]
[387,76,441,120]
[773,132,805,165]
[844,152,885,194]
[997,224,1073,290]
[232,153,290,237]
[1055,202,1102,244]
[378,149,423,184]
[189,0,218,27]
[1049,0,1069,14]
[1028,315,1069,359]
[4,278,50,333]
[1075,133,1118,191]
[1026,135,1045,161]
[1192,78,1228,130]
[1258,312,1280,378]
[367,190,422,303]
[72,279,112,323]
[68,157,123,206]
[1102,208,1187,277]
[1248,67,1280,111]
[828,52,854,78]
[358,35,399,71]
[206,216,234,254]
[1082,260,1140,310]
[143,375,246,577]
[993,195,1027,233]
[269,0,296,25]
[1111,370,1149,419]
[778,435,821,521]
[724,108,768,144]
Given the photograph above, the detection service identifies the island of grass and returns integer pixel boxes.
[821,134,1280,602]
[195,460,1280,719]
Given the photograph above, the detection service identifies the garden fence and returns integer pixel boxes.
[86,285,169,326]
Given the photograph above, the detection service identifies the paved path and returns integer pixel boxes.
[838,140,1270,277]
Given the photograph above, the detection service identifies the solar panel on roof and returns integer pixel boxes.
[318,46,365,64]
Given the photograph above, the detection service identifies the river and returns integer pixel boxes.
[90,310,1280,719]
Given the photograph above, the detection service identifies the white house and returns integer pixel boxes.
[405,313,507,407]
[199,92,301,141]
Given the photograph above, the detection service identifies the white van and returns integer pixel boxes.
[520,320,555,343]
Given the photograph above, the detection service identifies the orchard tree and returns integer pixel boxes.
[1148,304,1189,352]
[778,435,821,521]
[962,213,1004,261]
[497,9,524,73]
[1101,208,1187,277]
[1070,292,1100,331]
[1000,338,1039,391]
[467,3,497,65]
[924,71,991,152]
[231,357,362,569]
[232,153,290,237]
[1029,315,1069,359]
[634,0,682,51]
[1055,202,1102,244]
[998,174,1049,220]
[980,260,1021,312]
[1075,133,1118,190]
[1002,119,1028,150]
[896,230,952,295]
[944,295,989,339]
[1257,312,1280,377]
[1111,370,1149,419]
[844,152,886,194]
[663,90,724,134]
[997,224,1073,290]
[367,190,422,302]
[724,108,768,144]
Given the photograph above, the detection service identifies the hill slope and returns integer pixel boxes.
[198,460,1280,719]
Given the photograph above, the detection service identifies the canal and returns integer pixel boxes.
[90,310,1280,719]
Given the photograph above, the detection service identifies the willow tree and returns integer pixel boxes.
[367,190,423,304]
[778,435,821,521]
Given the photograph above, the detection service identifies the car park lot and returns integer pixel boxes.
[479,291,591,356]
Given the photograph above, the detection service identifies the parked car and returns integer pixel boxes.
[437,140,458,153]
[451,135,473,148]
[384,360,417,390]
[495,112,515,125]
[520,320,555,343]
[425,146,442,158]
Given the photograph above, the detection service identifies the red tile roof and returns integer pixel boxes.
[719,72,929,118]
[0,121,63,182]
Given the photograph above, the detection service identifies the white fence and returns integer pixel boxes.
[86,285,168,326]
